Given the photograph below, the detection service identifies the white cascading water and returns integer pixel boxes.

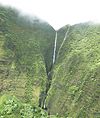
[44,32,57,108]
[53,31,57,64]
[57,26,70,56]
[44,27,70,109]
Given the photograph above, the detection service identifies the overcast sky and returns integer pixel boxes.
[0,0,100,29]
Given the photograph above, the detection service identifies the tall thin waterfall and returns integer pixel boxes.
[57,26,70,56]
[53,31,57,64]
[43,32,57,109]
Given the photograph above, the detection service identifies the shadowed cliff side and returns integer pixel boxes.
[0,5,55,105]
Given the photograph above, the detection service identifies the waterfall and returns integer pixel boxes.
[43,27,70,110]
[42,32,58,109]
[57,26,70,56]
[53,31,57,64]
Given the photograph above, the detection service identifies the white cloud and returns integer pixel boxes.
[0,0,100,29]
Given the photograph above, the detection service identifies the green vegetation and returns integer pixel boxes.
[0,94,47,118]
[46,23,100,117]
[0,5,100,118]
[0,5,55,106]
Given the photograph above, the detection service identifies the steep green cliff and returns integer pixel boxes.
[0,5,55,106]
[46,23,100,117]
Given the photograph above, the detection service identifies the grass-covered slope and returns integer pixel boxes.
[0,5,55,105]
[46,23,100,117]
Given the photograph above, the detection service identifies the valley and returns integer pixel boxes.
[0,5,100,118]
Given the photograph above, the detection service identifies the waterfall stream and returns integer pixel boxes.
[53,31,57,64]
[57,26,70,56]
[43,32,58,109]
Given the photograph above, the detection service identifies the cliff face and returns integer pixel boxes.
[0,6,55,105]
[46,23,100,117]
[0,6,100,118]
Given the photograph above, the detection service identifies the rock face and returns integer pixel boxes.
[0,6,100,118]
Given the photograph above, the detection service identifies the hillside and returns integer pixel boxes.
[0,5,55,106]
[46,23,100,117]
[0,5,100,118]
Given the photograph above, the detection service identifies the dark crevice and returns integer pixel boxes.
[38,64,54,110]
[39,27,71,111]
[39,32,57,110]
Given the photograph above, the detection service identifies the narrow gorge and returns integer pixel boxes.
[0,5,100,118]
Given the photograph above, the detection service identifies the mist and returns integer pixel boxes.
[0,0,100,30]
